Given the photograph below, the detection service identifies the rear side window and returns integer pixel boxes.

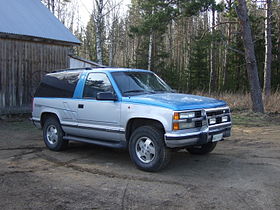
[34,71,81,98]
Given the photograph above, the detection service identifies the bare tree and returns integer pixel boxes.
[236,0,264,113]
[209,8,217,93]
[263,0,272,99]
[147,8,154,71]
[94,0,105,65]
[107,0,120,67]
[148,32,153,70]
[52,0,55,13]
[222,0,233,89]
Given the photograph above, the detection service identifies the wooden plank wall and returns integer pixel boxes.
[0,38,70,114]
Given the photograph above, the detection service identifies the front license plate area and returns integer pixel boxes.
[212,133,223,142]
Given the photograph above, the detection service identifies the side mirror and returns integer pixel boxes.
[96,92,117,101]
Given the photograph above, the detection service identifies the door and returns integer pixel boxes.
[77,72,122,141]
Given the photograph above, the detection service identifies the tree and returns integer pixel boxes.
[209,6,217,93]
[263,0,272,99]
[235,0,264,113]
[74,0,280,100]
[107,0,121,67]
[94,0,105,65]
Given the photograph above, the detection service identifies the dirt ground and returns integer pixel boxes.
[0,113,279,210]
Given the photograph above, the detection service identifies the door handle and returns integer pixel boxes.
[78,104,84,109]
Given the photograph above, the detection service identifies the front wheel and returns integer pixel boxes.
[186,142,217,155]
[129,126,170,172]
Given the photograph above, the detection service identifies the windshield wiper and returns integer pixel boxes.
[123,89,155,95]
[154,90,175,93]
[123,89,145,94]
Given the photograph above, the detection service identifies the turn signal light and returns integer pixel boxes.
[173,122,179,130]
[173,112,180,120]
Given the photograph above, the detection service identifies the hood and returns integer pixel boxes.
[122,93,227,111]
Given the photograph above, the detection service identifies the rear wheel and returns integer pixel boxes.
[186,142,217,155]
[129,126,170,172]
[43,117,68,151]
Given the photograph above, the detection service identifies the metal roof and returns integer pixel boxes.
[69,55,106,67]
[51,68,151,74]
[0,0,81,44]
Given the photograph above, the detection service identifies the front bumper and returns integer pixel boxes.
[165,122,231,148]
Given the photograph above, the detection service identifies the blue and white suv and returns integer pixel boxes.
[32,68,232,171]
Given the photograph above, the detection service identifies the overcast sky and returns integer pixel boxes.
[78,0,131,27]
[77,0,223,27]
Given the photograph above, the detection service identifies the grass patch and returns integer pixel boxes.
[193,91,280,113]
[232,111,280,127]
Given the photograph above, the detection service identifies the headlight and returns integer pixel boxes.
[178,122,195,129]
[179,112,195,119]
[173,111,196,120]
[222,116,228,122]
[173,111,203,130]
[209,118,216,125]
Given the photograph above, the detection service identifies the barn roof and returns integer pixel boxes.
[0,0,80,45]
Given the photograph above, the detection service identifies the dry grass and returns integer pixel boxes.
[192,91,280,113]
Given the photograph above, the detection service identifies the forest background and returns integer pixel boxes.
[41,0,280,113]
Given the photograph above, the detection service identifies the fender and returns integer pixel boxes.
[121,103,173,133]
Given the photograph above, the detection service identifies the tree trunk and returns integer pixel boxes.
[263,0,272,99]
[236,0,264,113]
[95,0,104,65]
[148,32,153,70]
[51,0,55,14]
[108,20,115,67]
[223,0,233,89]
[47,0,51,9]
[209,9,217,93]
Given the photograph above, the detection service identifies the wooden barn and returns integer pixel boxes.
[0,0,80,114]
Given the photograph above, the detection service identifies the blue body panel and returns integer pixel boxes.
[122,93,227,111]
[72,68,227,111]
[73,72,87,98]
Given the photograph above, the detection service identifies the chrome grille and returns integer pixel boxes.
[206,107,231,126]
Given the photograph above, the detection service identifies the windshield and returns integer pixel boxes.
[111,71,173,96]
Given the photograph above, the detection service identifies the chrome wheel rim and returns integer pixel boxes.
[135,137,156,164]
[46,125,58,145]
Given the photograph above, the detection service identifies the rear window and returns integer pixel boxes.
[34,71,81,98]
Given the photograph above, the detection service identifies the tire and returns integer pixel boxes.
[186,142,217,155]
[43,117,68,151]
[129,126,170,172]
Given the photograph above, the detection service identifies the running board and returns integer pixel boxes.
[63,135,127,149]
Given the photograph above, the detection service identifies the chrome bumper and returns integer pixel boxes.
[165,122,231,148]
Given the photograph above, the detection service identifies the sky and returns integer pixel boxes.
[78,0,131,27]
[77,0,223,28]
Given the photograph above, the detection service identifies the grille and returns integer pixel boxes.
[206,108,230,126]
[195,121,202,127]
[206,109,229,117]
[195,111,202,118]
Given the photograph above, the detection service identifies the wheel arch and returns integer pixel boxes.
[125,118,165,141]
[40,112,60,128]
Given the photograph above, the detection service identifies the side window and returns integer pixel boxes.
[34,72,81,98]
[83,73,113,99]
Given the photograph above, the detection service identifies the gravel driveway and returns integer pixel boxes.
[0,117,279,209]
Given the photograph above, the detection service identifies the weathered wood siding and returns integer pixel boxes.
[0,38,70,114]
[70,57,93,68]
